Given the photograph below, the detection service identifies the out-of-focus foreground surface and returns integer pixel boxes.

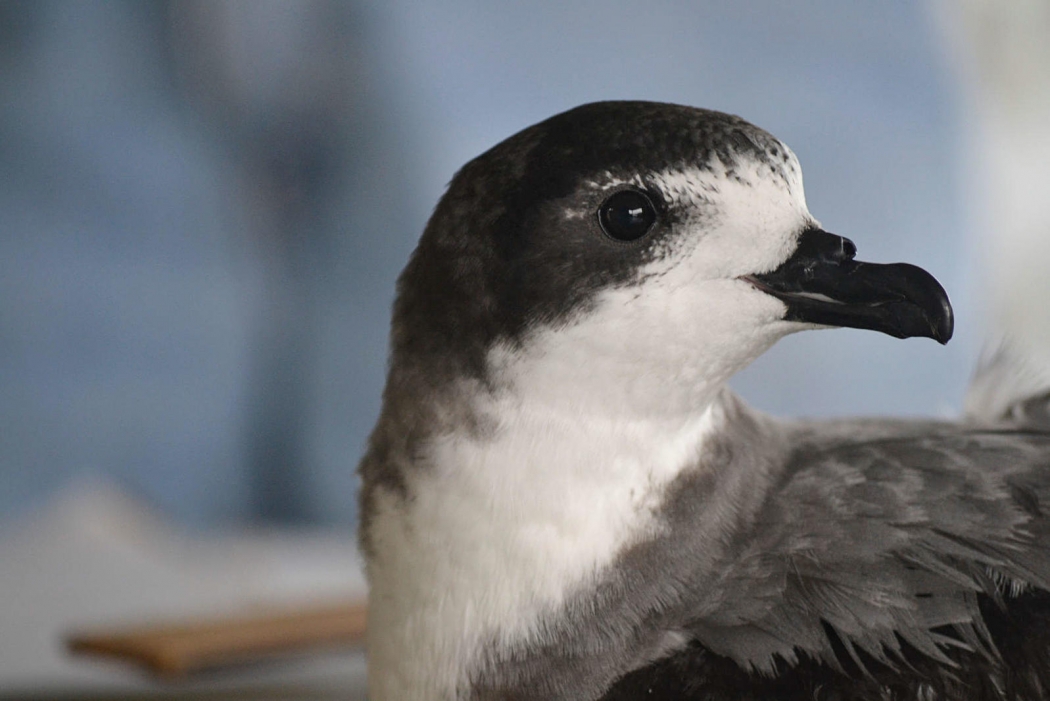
[0,483,367,697]
[2,0,1047,696]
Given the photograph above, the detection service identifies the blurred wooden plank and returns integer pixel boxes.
[66,601,367,679]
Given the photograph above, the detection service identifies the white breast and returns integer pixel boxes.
[364,381,723,701]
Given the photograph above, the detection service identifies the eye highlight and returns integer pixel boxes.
[597,189,657,242]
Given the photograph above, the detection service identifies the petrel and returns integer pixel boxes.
[358,101,1050,701]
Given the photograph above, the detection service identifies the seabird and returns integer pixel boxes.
[358,101,1050,700]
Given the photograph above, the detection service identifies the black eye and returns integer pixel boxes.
[597,190,657,242]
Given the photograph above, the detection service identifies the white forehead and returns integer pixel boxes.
[581,147,813,283]
[582,142,809,224]
[655,153,805,215]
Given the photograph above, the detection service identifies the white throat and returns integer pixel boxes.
[364,367,731,701]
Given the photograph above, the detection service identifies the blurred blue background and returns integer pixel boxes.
[0,0,975,528]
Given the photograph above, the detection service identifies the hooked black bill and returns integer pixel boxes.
[745,228,954,344]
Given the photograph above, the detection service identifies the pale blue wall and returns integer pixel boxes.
[0,1,973,526]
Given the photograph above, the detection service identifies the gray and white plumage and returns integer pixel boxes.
[358,101,1050,700]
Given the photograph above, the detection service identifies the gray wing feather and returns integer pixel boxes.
[687,420,1050,674]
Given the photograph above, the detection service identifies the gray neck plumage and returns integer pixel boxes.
[359,369,788,700]
[464,390,790,701]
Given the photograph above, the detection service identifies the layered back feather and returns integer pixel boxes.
[594,362,1050,701]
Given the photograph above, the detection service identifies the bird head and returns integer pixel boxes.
[391,101,953,419]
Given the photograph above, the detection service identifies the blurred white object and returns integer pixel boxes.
[0,480,366,695]
[964,340,1050,421]
[935,0,1050,366]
